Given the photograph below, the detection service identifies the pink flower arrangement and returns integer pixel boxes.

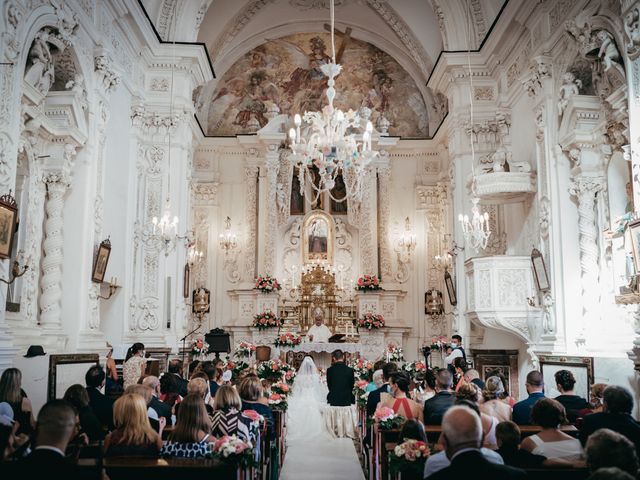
[356,274,382,291]
[402,361,427,377]
[241,409,264,429]
[429,335,449,351]
[271,382,290,395]
[284,369,296,385]
[254,274,281,293]
[257,359,293,382]
[374,406,405,429]
[191,337,209,356]
[235,341,256,357]
[274,332,303,348]
[354,380,370,408]
[374,406,396,422]
[350,357,375,381]
[358,312,385,330]
[268,392,288,411]
[252,310,282,330]
[390,440,430,475]
[386,343,404,362]
[211,435,256,467]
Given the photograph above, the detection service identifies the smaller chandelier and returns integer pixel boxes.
[187,243,203,266]
[151,204,180,255]
[218,216,237,253]
[458,197,491,252]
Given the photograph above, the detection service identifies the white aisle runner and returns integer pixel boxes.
[280,436,365,480]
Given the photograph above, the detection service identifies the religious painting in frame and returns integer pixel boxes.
[302,210,334,265]
[444,270,457,306]
[0,192,18,260]
[539,355,594,400]
[628,219,640,276]
[531,248,550,291]
[48,353,99,401]
[91,238,111,283]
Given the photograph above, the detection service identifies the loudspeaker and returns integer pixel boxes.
[204,328,231,354]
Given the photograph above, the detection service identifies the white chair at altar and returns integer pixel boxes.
[324,404,358,439]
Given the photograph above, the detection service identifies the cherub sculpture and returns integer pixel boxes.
[557,72,582,116]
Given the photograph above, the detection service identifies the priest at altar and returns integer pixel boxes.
[306,309,333,342]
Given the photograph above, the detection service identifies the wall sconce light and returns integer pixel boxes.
[398,217,417,254]
[97,276,121,300]
[394,217,416,283]
[425,288,444,318]
[218,216,237,253]
[187,242,203,266]
[0,260,29,286]
[434,253,453,272]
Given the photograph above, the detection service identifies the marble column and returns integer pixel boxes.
[569,172,606,343]
[39,172,71,329]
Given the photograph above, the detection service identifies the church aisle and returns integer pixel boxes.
[280,437,365,480]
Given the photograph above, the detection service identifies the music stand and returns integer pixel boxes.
[205,328,231,360]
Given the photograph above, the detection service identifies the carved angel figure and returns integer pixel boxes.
[625,8,640,53]
[557,72,582,116]
[24,30,55,95]
[597,30,621,71]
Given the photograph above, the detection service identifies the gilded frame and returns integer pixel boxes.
[302,210,334,265]
[48,353,99,401]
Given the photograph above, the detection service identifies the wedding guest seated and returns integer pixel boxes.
[425,405,526,479]
[512,370,546,425]
[589,383,607,413]
[366,360,386,393]
[367,362,397,417]
[142,376,172,426]
[63,384,104,442]
[161,394,214,458]
[480,376,512,423]
[104,393,162,457]
[456,384,498,449]
[17,400,79,477]
[122,342,146,390]
[85,365,114,432]
[186,376,214,416]
[105,347,121,394]
[159,372,181,409]
[496,420,573,468]
[238,376,274,437]
[0,402,29,460]
[379,371,423,422]
[453,357,469,391]
[489,370,516,408]
[399,419,427,442]
[200,361,220,398]
[587,468,635,480]
[0,368,35,436]
[423,369,455,425]
[580,386,640,456]
[520,398,583,461]
[585,428,639,476]
[188,360,202,379]
[554,370,590,423]
[211,386,256,443]
[125,384,166,435]
[167,359,189,397]
[464,369,485,390]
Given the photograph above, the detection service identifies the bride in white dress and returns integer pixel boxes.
[286,356,330,442]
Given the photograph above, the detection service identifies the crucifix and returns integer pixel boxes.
[323,24,352,64]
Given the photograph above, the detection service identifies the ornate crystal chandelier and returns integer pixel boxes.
[218,216,238,253]
[457,6,491,253]
[287,0,377,204]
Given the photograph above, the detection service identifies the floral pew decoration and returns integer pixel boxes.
[350,357,375,382]
[370,406,405,429]
[389,439,430,477]
[354,379,370,408]
[191,337,209,357]
[222,357,249,382]
[211,435,258,469]
[385,343,404,362]
[235,341,256,358]
[257,358,294,383]
[401,360,427,377]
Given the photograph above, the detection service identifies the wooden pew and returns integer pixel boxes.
[77,457,245,480]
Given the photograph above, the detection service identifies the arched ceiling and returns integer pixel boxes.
[142,0,505,84]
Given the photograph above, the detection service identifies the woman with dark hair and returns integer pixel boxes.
[123,342,146,389]
[520,398,583,461]
[399,419,427,442]
[0,368,34,436]
[63,384,104,442]
[160,372,181,408]
[161,394,214,458]
[554,369,589,423]
[379,371,423,422]
[452,357,468,392]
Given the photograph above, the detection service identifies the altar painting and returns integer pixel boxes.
[303,211,334,264]
[202,33,429,137]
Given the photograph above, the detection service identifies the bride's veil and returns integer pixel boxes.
[291,356,327,403]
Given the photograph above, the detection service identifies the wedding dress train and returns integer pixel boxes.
[280,357,365,480]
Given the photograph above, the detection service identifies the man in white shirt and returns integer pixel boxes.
[307,310,332,343]
[444,334,466,373]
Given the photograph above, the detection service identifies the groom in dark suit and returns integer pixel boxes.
[326,350,355,406]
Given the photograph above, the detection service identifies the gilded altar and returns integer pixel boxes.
[280,264,357,338]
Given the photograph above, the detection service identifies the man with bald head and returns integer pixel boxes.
[428,406,526,479]
[513,370,546,425]
[142,375,172,426]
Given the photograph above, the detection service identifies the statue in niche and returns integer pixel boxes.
[310,166,324,210]
[24,30,56,95]
[330,174,348,214]
[557,72,582,116]
[290,170,304,215]
[308,217,328,254]
[276,183,288,217]
[597,30,622,72]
